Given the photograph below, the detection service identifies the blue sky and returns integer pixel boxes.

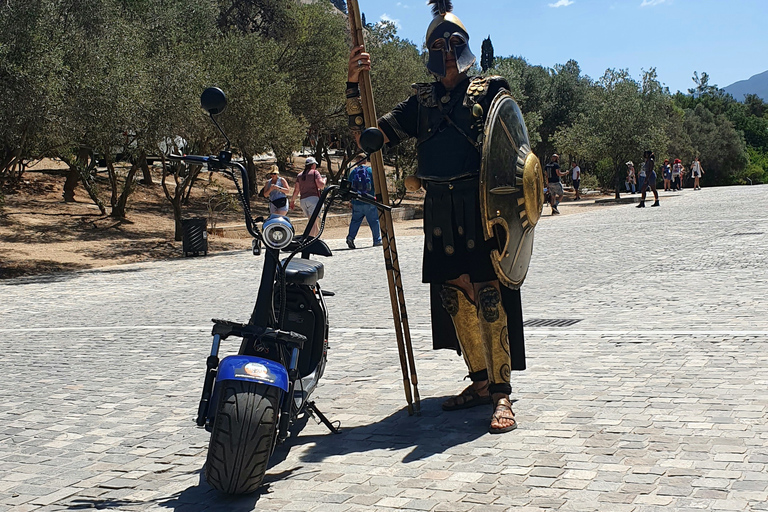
[360,0,767,94]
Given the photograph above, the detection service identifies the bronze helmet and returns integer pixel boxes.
[426,1,476,78]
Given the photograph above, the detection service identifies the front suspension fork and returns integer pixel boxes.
[277,347,300,443]
[196,334,222,427]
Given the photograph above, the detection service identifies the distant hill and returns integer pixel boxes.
[724,70,768,102]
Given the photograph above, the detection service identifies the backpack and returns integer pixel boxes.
[350,165,372,195]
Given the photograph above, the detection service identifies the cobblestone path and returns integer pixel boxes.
[1,186,767,511]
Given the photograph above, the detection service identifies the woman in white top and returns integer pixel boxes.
[691,157,705,190]
[671,159,683,191]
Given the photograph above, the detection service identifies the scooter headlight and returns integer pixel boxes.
[262,215,294,250]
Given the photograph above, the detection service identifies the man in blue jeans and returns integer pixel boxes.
[346,158,382,249]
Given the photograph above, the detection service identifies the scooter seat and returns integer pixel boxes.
[282,258,324,286]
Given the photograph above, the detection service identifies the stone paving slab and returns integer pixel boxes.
[1,185,767,511]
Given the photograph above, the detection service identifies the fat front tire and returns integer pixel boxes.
[205,381,280,494]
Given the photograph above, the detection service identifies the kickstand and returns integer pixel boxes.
[306,401,341,434]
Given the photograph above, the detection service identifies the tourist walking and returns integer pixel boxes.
[691,156,705,190]
[546,154,567,214]
[571,161,581,200]
[290,157,326,236]
[637,151,659,208]
[345,157,382,249]
[662,159,672,191]
[625,161,636,193]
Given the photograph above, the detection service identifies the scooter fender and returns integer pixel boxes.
[215,355,289,392]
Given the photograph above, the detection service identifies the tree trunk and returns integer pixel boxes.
[313,135,325,164]
[614,160,622,200]
[79,166,107,215]
[173,199,183,241]
[63,167,79,201]
[140,152,153,185]
[182,165,202,205]
[63,148,106,214]
[243,150,257,197]
[106,160,118,207]
[111,162,139,219]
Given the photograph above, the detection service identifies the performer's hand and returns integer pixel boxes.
[348,45,371,83]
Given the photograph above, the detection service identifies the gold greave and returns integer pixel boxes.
[477,286,511,387]
[439,285,486,374]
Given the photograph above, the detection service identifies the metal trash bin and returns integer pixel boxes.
[182,218,208,257]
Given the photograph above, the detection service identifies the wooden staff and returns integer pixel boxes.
[347,0,420,416]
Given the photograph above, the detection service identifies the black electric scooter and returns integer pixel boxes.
[170,87,389,495]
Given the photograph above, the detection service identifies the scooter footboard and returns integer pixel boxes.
[216,355,289,392]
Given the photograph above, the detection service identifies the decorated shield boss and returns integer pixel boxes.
[479,92,544,289]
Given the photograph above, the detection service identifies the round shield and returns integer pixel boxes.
[479,92,544,289]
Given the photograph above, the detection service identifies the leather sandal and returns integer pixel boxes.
[442,383,491,411]
[489,397,517,434]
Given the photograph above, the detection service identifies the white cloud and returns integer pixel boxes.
[380,13,401,29]
[640,0,667,6]
[549,0,574,7]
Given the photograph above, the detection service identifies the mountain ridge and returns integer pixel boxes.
[724,70,768,102]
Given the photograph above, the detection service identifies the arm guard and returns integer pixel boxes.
[346,83,364,133]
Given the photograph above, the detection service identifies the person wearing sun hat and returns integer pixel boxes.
[626,161,636,194]
[262,164,290,216]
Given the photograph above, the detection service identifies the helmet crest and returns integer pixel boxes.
[429,0,453,16]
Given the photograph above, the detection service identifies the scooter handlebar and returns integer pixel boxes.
[167,154,209,165]
[166,154,257,239]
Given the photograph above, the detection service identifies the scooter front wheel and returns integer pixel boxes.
[205,381,280,494]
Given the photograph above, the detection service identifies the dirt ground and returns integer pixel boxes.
[0,159,613,279]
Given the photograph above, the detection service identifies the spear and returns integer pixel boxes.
[347,0,420,416]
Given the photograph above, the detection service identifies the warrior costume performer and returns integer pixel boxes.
[346,0,544,433]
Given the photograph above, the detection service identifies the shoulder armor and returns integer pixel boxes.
[464,76,508,108]
[411,83,438,108]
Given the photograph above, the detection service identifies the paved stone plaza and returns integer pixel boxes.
[1,185,767,511]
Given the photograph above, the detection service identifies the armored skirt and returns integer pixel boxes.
[421,177,497,284]
[420,177,527,372]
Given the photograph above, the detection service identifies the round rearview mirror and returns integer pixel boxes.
[359,128,385,155]
[201,87,227,116]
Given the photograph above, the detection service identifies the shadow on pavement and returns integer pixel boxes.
[62,398,500,511]
[275,396,498,466]
[64,467,304,511]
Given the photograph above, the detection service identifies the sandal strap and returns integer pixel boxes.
[452,382,485,398]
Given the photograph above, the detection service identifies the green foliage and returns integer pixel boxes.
[740,146,768,184]
[592,158,616,190]
[683,104,747,184]
[0,0,66,174]
[578,172,600,191]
